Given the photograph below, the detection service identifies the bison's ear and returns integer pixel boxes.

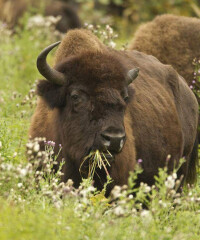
[37,80,66,109]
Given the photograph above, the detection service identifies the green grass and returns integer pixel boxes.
[0,17,200,240]
[0,196,200,240]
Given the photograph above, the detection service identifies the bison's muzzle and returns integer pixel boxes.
[101,127,126,153]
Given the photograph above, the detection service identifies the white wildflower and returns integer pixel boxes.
[33,143,40,152]
[66,179,73,187]
[88,24,94,30]
[17,183,23,188]
[159,200,167,208]
[0,141,2,149]
[54,201,63,209]
[1,163,13,171]
[111,185,122,199]
[113,206,125,216]
[19,168,27,177]
[13,152,17,158]
[27,15,45,28]
[174,198,181,205]
[140,183,151,193]
[106,25,113,34]
[80,186,95,198]
[109,41,116,48]
[141,210,153,224]
[26,142,33,149]
[141,210,151,217]
[165,175,175,189]
[46,15,61,25]
[190,197,195,202]
[129,194,133,199]
[27,150,32,155]
[37,151,42,157]
[87,186,95,192]
[172,172,177,179]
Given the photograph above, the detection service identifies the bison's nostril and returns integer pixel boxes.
[100,130,126,152]
[101,133,111,147]
[101,134,111,142]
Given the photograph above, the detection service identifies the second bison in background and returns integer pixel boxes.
[129,14,200,86]
[29,29,198,194]
[0,0,81,32]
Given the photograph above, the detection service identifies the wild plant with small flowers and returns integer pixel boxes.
[1,13,200,238]
[85,23,118,48]
[191,58,200,98]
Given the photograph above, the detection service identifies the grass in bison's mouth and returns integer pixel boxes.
[79,150,113,179]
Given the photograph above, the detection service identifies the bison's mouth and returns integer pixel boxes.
[100,151,114,162]
[80,148,114,179]
[91,147,115,160]
[85,147,115,163]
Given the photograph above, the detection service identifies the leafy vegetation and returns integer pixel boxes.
[0,10,200,240]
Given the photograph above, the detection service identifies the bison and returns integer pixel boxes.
[0,0,81,32]
[29,29,198,194]
[129,14,200,87]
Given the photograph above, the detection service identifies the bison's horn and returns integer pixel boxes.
[126,68,140,85]
[37,41,65,85]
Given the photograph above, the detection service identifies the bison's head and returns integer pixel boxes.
[36,42,139,169]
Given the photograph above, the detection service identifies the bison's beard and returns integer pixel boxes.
[58,116,117,191]
[59,116,98,168]
[62,135,95,167]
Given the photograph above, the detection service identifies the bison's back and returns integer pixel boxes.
[129,14,200,85]
[0,0,81,32]
[0,0,28,28]
[119,50,198,183]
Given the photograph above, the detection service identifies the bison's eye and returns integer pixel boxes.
[124,96,129,102]
[71,94,79,101]
[70,90,89,112]
[71,91,80,102]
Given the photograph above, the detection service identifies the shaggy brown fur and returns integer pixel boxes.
[54,29,108,63]
[29,29,198,193]
[0,0,27,28]
[0,0,81,32]
[129,14,200,86]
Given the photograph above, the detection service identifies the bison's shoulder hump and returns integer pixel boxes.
[54,29,107,64]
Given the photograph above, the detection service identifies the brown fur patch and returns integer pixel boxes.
[129,14,200,86]
[54,29,108,63]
